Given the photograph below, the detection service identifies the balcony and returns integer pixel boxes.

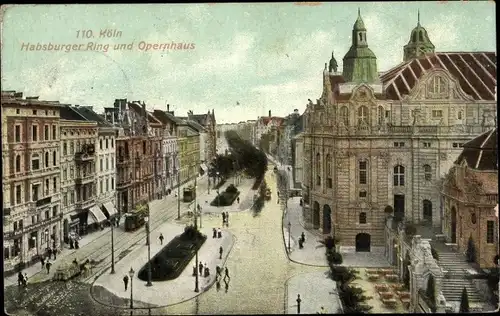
[75,173,95,185]
[75,144,96,163]
[35,196,52,207]
[75,197,96,210]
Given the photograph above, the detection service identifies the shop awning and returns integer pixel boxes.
[88,205,107,224]
[103,202,118,218]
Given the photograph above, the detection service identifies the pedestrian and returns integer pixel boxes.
[41,256,45,269]
[224,267,230,281]
[75,240,79,249]
[69,238,74,249]
[216,265,222,277]
[301,232,306,243]
[198,262,203,275]
[123,275,129,291]
[219,246,223,259]
[224,279,229,293]
[204,266,210,277]
[45,260,52,274]
[23,273,28,287]
[217,228,222,238]
[237,197,240,204]
[212,228,217,238]
[216,280,221,292]
[298,238,303,249]
[222,212,226,224]
[225,212,229,225]
[17,271,24,286]
[159,233,164,245]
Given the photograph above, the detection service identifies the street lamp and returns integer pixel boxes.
[128,267,135,311]
[45,230,49,250]
[216,171,220,188]
[110,217,115,274]
[144,216,152,287]
[288,222,291,252]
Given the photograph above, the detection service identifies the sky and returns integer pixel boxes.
[1,2,496,123]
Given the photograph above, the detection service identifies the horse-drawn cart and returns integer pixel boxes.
[52,259,91,281]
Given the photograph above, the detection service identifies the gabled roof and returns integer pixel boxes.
[152,109,183,125]
[186,120,206,132]
[128,102,162,125]
[74,107,113,127]
[381,52,496,101]
[455,128,497,170]
[190,114,209,126]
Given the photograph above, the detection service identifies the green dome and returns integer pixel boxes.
[353,8,366,30]
[343,46,377,59]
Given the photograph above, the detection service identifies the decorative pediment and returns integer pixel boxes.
[407,69,475,102]
[350,84,375,102]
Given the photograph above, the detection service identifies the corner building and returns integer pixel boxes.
[302,11,497,252]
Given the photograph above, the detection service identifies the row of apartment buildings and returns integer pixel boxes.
[2,92,216,272]
[262,11,497,268]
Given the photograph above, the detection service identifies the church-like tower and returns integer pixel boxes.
[342,9,379,83]
[403,10,435,61]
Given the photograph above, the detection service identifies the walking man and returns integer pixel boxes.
[219,246,223,259]
[45,260,52,274]
[225,212,229,226]
[212,228,217,238]
[222,212,226,224]
[198,262,203,275]
[123,275,129,291]
[159,233,164,245]
[217,228,222,238]
[216,265,222,278]
[301,232,306,243]
[41,256,45,270]
[237,197,240,204]
[224,267,230,281]
[23,273,28,287]
[17,271,24,286]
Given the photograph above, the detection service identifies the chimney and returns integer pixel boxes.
[167,104,170,112]
[269,110,271,117]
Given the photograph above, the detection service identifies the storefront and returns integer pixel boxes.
[88,205,108,232]
[102,202,119,221]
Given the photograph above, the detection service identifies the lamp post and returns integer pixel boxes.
[216,171,220,188]
[177,170,181,220]
[193,177,199,293]
[144,216,152,287]
[110,217,115,274]
[288,222,291,252]
[128,267,135,312]
[45,230,49,250]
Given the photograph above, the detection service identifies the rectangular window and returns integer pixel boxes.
[106,139,109,149]
[53,206,57,217]
[52,125,57,140]
[44,125,49,140]
[15,125,21,142]
[393,142,399,147]
[359,161,367,185]
[31,215,35,225]
[459,143,464,148]
[452,143,458,148]
[32,157,40,170]
[486,221,494,244]
[53,177,57,190]
[423,142,431,148]
[399,142,405,147]
[100,180,103,194]
[359,191,367,198]
[63,193,68,206]
[327,178,332,188]
[385,110,390,118]
[15,185,22,204]
[106,157,109,170]
[45,210,49,220]
[106,179,109,191]
[63,168,67,180]
[32,184,40,201]
[100,159,103,172]
[111,178,114,190]
[316,175,321,186]
[32,110,37,115]
[432,110,443,118]
[32,125,38,141]
[53,152,56,166]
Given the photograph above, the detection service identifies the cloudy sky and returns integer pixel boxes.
[1,2,496,123]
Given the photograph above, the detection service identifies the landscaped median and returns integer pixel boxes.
[90,223,235,308]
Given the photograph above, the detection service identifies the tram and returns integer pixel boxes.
[183,186,196,202]
[124,203,149,232]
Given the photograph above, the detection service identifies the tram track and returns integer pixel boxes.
[25,180,212,315]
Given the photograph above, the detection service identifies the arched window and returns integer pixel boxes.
[423,164,432,181]
[429,76,446,94]
[316,153,321,186]
[358,106,368,125]
[359,212,367,224]
[359,33,362,41]
[457,111,462,120]
[378,106,384,125]
[412,32,417,42]
[394,165,405,186]
[15,155,21,173]
[326,154,332,188]
[44,152,49,168]
[340,106,349,126]
[419,31,424,42]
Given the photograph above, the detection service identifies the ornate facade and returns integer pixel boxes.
[441,128,498,268]
[301,11,497,252]
[2,91,63,272]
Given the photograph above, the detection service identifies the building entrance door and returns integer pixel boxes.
[394,194,405,221]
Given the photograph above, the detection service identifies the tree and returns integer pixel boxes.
[459,287,470,313]
[466,236,476,263]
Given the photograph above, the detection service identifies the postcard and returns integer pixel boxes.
[2,2,498,315]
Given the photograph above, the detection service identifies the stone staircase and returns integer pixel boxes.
[431,242,483,303]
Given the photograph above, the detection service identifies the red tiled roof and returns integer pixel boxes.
[261,116,284,126]
[381,52,497,101]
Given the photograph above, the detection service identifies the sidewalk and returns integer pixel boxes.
[3,227,112,286]
[285,272,343,314]
[283,197,328,267]
[91,223,235,307]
